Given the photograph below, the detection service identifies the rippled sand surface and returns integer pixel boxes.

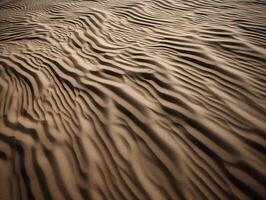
[0,0,266,200]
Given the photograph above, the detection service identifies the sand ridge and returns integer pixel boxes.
[0,0,265,200]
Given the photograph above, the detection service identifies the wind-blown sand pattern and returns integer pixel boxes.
[0,0,266,200]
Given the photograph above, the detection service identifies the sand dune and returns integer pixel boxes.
[0,0,265,200]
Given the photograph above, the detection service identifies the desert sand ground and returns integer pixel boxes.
[0,0,265,200]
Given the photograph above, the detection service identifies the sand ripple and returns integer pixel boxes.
[0,0,265,200]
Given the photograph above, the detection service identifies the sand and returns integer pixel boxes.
[0,0,265,200]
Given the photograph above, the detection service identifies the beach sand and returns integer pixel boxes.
[0,0,265,200]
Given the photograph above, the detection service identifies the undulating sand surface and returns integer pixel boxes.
[0,0,266,200]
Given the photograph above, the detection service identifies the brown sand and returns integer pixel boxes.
[0,0,266,200]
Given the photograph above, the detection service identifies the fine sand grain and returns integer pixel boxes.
[0,0,266,200]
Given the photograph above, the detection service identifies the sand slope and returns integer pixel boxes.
[0,0,265,200]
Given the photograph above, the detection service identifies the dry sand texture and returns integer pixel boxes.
[0,0,266,200]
